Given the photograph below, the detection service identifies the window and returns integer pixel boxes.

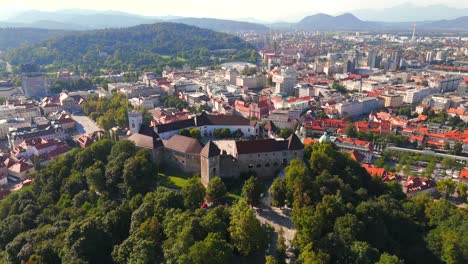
[258,154,260,157]
[248,128,250,132]
[273,162,278,166]
[248,164,253,169]
[265,163,270,167]
[256,164,261,168]
[213,168,216,173]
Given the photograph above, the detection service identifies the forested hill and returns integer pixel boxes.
[6,23,257,73]
[0,138,466,263]
[0,28,73,51]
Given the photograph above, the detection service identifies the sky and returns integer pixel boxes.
[0,0,467,22]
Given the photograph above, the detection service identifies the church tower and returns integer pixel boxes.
[128,110,143,134]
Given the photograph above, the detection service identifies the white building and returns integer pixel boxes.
[403,87,439,105]
[273,68,297,95]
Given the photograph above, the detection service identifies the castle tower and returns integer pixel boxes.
[128,110,143,134]
[200,141,221,186]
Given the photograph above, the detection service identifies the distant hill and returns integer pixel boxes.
[5,9,159,30]
[6,23,256,73]
[352,3,468,22]
[419,16,468,30]
[295,13,377,31]
[2,9,269,32]
[0,28,73,50]
[170,17,269,32]
[0,20,88,31]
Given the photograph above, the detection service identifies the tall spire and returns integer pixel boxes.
[411,24,416,42]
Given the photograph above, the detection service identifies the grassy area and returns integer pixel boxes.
[167,176,189,189]
[158,163,192,190]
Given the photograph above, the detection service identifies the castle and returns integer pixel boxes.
[127,110,304,185]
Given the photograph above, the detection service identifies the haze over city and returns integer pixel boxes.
[0,0,467,22]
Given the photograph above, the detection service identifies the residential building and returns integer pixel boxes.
[273,68,297,95]
[381,93,404,108]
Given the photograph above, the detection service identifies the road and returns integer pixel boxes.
[256,175,297,263]
[386,146,468,162]
[71,113,102,135]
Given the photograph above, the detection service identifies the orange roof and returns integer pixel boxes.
[427,140,443,146]
[447,108,467,115]
[459,170,468,179]
[304,138,318,145]
[418,115,428,121]
[362,164,386,177]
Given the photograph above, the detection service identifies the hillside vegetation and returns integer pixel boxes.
[6,23,257,74]
[0,140,465,263]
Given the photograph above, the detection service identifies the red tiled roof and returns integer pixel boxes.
[404,176,436,192]
[362,164,386,177]
[459,170,468,179]
[447,108,467,116]
[304,138,318,145]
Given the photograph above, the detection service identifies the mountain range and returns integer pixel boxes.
[0,9,466,51]
[351,3,468,22]
[0,8,466,33]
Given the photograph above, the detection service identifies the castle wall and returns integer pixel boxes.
[162,148,200,174]
[202,149,304,185]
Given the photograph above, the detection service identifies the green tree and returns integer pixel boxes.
[345,123,358,138]
[84,161,106,192]
[265,255,278,264]
[297,243,329,264]
[228,199,269,256]
[241,176,262,206]
[444,141,451,151]
[189,128,202,139]
[452,141,463,155]
[279,128,293,139]
[187,233,233,264]
[374,157,385,168]
[181,177,206,209]
[121,149,157,197]
[456,183,467,202]
[179,129,191,137]
[206,177,227,203]
[220,128,232,138]
[376,253,404,264]
[270,178,287,207]
[437,179,457,198]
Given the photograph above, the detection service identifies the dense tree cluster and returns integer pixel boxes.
[50,78,94,94]
[0,28,72,51]
[6,23,256,74]
[0,140,272,263]
[81,93,151,131]
[290,142,467,263]
[82,93,129,131]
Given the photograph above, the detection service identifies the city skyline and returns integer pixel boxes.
[0,0,467,22]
